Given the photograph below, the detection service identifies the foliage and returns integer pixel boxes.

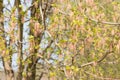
[0,0,120,80]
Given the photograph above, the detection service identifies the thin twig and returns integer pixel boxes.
[79,51,113,68]
[39,0,44,25]
[85,71,120,80]
[39,72,44,80]
[84,14,120,25]
[43,0,49,30]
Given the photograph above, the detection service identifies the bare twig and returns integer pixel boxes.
[97,51,113,63]
[58,9,70,16]
[4,7,11,13]
[79,51,113,68]
[103,57,120,64]
[43,0,49,30]
[41,39,53,55]
[45,30,63,54]
[84,14,120,25]
[30,39,53,69]
[39,72,44,80]
[39,1,44,25]
[0,27,6,33]
[85,71,120,80]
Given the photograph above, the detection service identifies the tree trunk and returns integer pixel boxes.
[0,0,14,80]
[25,0,42,80]
[3,59,14,80]
[15,0,24,80]
[24,0,53,80]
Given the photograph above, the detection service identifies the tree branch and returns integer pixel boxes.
[84,14,120,25]
[85,71,120,80]
[79,51,113,68]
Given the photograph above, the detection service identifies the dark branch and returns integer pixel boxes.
[79,51,113,68]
